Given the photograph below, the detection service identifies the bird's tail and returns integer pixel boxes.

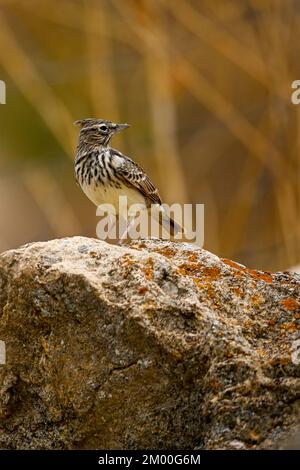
[151,205,184,237]
[161,213,183,237]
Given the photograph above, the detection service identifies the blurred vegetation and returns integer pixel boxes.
[0,0,299,270]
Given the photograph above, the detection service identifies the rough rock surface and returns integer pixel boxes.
[0,236,299,450]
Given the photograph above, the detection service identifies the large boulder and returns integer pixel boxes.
[0,237,299,449]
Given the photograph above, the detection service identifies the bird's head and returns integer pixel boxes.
[74,118,130,147]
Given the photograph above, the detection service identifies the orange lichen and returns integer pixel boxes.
[281,298,300,311]
[178,262,203,277]
[121,254,135,265]
[243,319,254,329]
[193,279,206,289]
[188,253,198,262]
[222,258,246,272]
[138,242,147,248]
[251,294,265,305]
[193,278,217,298]
[246,269,273,284]
[177,262,221,283]
[280,322,299,331]
[154,247,177,258]
[233,287,243,297]
[139,286,149,295]
[130,242,147,250]
[222,259,273,283]
[144,258,154,280]
[203,266,221,280]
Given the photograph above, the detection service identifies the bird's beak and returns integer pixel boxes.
[115,123,130,132]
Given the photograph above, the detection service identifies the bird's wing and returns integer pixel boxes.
[111,149,162,206]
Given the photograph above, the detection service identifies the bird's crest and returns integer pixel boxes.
[74,118,106,128]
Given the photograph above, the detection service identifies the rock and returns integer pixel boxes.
[278,430,300,449]
[0,236,299,450]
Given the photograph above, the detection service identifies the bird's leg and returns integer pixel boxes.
[107,217,117,241]
[118,216,136,245]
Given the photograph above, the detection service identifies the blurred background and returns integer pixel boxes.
[0,0,299,271]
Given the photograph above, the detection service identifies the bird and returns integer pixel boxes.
[74,118,182,242]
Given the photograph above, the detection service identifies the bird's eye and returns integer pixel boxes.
[99,125,108,132]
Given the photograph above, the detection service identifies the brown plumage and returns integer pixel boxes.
[112,150,162,208]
